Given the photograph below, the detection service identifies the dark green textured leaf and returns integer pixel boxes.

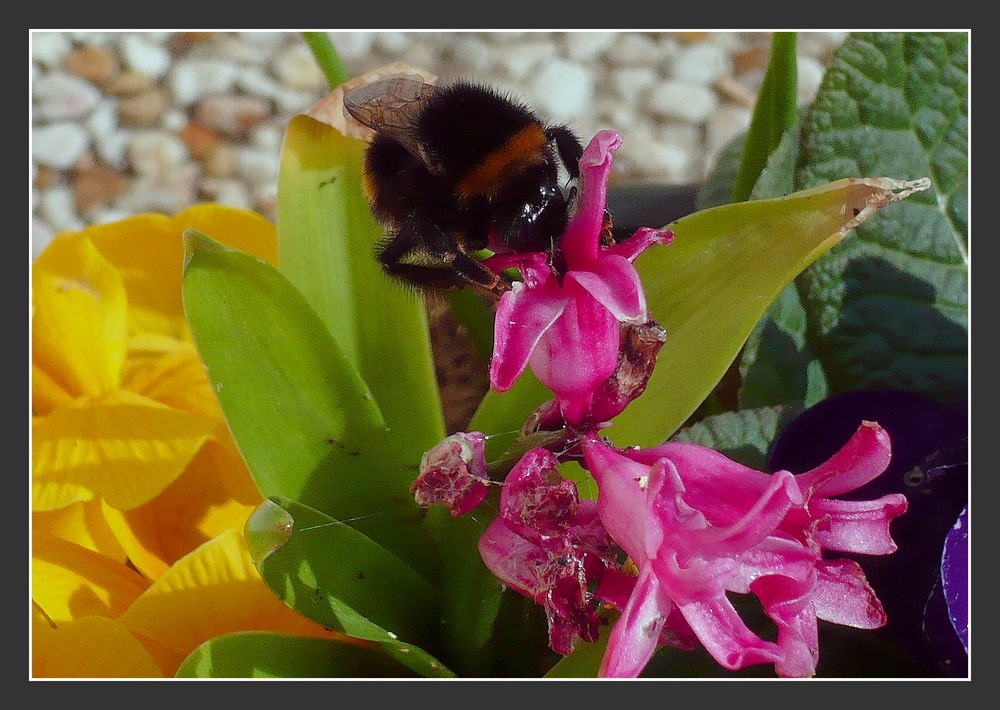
[245,497,453,678]
[794,32,968,400]
[176,631,410,678]
[669,405,800,471]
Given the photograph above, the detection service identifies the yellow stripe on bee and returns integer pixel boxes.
[457,124,548,199]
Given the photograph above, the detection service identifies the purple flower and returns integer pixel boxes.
[580,421,907,678]
[487,130,672,425]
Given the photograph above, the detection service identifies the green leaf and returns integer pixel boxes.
[277,113,445,473]
[470,369,552,461]
[696,132,745,211]
[544,622,609,678]
[732,32,799,202]
[176,631,410,678]
[669,405,799,471]
[792,32,968,400]
[609,177,929,448]
[182,230,435,575]
[245,497,454,678]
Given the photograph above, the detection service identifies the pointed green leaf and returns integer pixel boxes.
[176,631,410,678]
[245,497,453,678]
[609,177,929,448]
[732,32,798,202]
[182,230,435,574]
[277,113,445,468]
[669,405,800,471]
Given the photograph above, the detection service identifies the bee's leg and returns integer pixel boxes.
[376,216,507,298]
[546,124,584,179]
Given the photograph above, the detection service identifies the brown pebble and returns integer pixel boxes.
[714,76,758,108]
[34,166,59,190]
[733,45,770,74]
[202,143,238,179]
[73,163,127,214]
[675,32,710,43]
[117,88,169,127]
[194,95,271,138]
[180,121,222,161]
[65,45,119,84]
[104,70,155,96]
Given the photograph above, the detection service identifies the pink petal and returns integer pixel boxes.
[605,226,675,263]
[696,470,801,555]
[560,130,621,265]
[811,559,887,629]
[750,573,820,678]
[794,421,892,498]
[566,254,647,323]
[599,565,668,678]
[478,517,549,598]
[489,278,568,391]
[675,592,784,672]
[808,494,908,554]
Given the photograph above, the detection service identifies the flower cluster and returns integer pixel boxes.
[410,131,908,678]
[31,205,345,677]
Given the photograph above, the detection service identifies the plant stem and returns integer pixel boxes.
[302,32,350,89]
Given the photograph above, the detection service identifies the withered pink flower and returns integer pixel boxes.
[410,431,490,517]
[487,130,672,425]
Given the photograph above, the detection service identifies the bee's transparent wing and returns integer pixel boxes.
[344,75,445,174]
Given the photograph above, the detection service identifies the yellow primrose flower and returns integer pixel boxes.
[31,204,346,677]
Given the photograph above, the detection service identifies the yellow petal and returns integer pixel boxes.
[119,530,341,676]
[32,363,74,416]
[33,500,126,561]
[32,233,128,403]
[122,344,221,418]
[101,438,262,579]
[32,390,219,511]
[80,205,278,342]
[32,607,163,678]
[32,533,151,623]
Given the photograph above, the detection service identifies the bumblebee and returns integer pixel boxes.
[343,75,585,298]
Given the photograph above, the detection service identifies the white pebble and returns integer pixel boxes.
[161,108,189,133]
[127,131,190,178]
[250,123,284,153]
[564,32,617,62]
[672,42,732,85]
[705,104,752,163]
[200,178,251,210]
[33,72,102,121]
[168,58,240,106]
[609,66,657,104]
[31,32,71,68]
[237,66,281,101]
[32,217,57,260]
[32,122,90,170]
[451,35,494,73]
[797,55,826,105]
[252,182,278,220]
[85,98,119,140]
[646,80,718,123]
[374,32,411,55]
[38,185,85,232]
[328,32,374,61]
[497,42,557,80]
[115,165,198,214]
[271,85,318,115]
[606,34,662,67]
[94,130,131,169]
[236,146,279,185]
[524,58,593,123]
[272,43,327,92]
[120,34,172,80]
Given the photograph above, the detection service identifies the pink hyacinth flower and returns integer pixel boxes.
[410,431,490,517]
[580,421,907,679]
[487,130,673,425]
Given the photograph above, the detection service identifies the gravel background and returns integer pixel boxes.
[31,31,848,259]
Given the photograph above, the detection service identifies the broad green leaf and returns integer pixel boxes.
[609,177,929,448]
[182,231,435,574]
[669,405,799,471]
[245,497,453,678]
[732,32,798,203]
[176,631,410,678]
[470,369,552,461]
[793,32,968,400]
[278,110,445,473]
